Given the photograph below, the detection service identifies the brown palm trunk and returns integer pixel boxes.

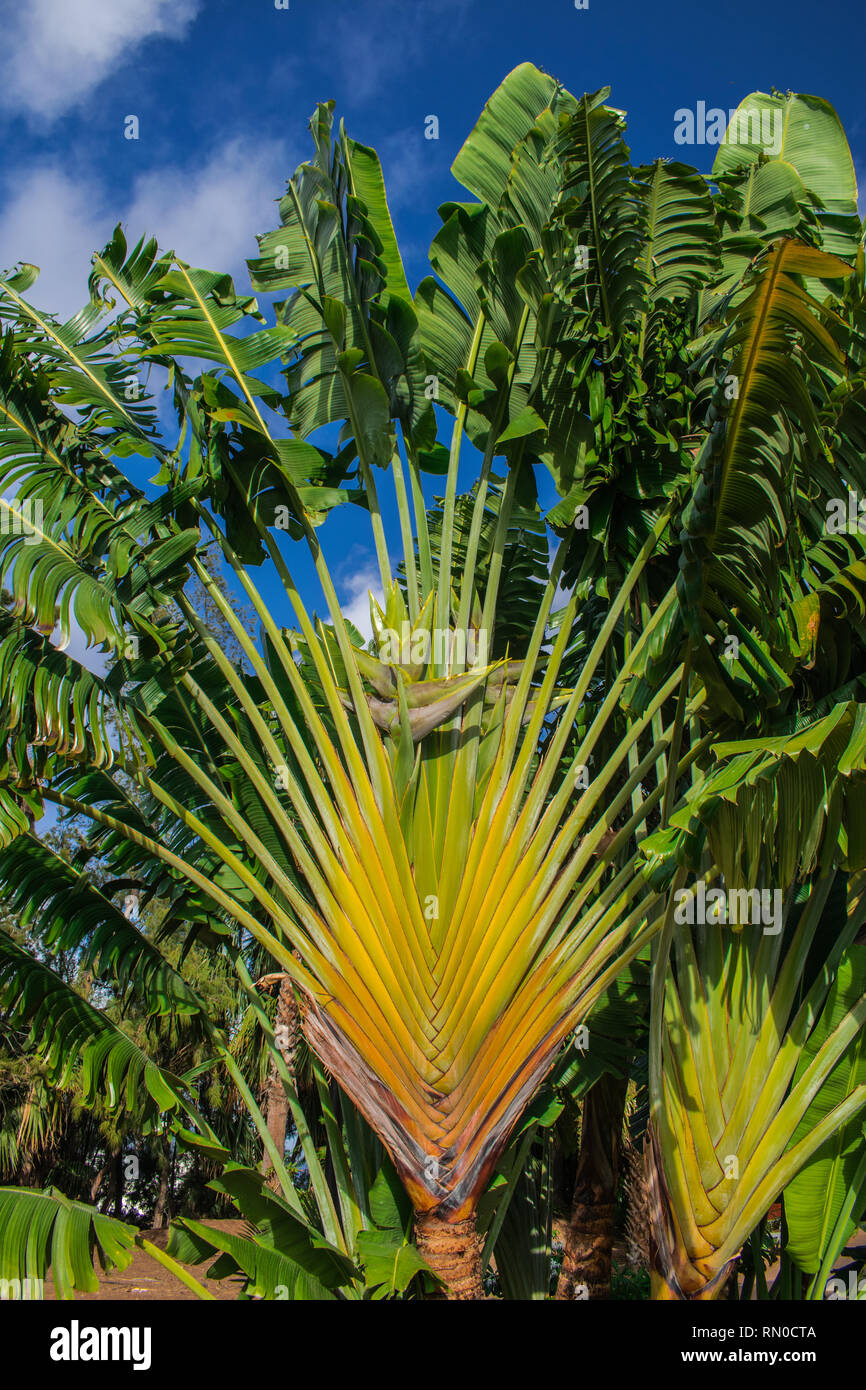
[152,1170,171,1226]
[90,1160,109,1204]
[414,1210,484,1300]
[261,974,299,1189]
[623,1139,651,1270]
[555,1072,628,1300]
[149,1129,173,1227]
[112,1148,124,1219]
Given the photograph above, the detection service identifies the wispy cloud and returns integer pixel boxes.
[0,166,110,319]
[124,136,292,277]
[376,126,438,211]
[0,0,202,121]
[0,136,293,320]
[338,558,383,643]
[373,125,446,286]
[331,0,470,108]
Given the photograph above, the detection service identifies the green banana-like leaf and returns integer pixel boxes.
[0,272,158,450]
[450,61,558,209]
[642,700,866,890]
[784,943,866,1279]
[0,1186,212,1300]
[678,237,853,711]
[169,1163,356,1300]
[637,160,720,308]
[0,931,186,1117]
[713,91,861,264]
[248,100,429,462]
[0,617,139,777]
[0,836,209,1021]
[556,88,646,342]
[488,1143,552,1301]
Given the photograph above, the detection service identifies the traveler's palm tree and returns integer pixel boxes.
[643,707,866,1297]
[0,66,864,1299]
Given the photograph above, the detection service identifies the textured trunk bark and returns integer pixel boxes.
[112,1148,123,1219]
[414,1210,484,1300]
[152,1158,171,1228]
[623,1139,651,1270]
[261,974,299,1189]
[90,1161,109,1204]
[555,1072,628,1301]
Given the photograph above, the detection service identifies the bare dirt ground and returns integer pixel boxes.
[44,1219,247,1301]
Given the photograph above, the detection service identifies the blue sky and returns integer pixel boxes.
[0,0,863,653]
[2,0,862,308]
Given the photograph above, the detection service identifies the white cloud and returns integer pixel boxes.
[0,137,291,320]
[339,564,383,643]
[0,167,112,320]
[51,611,110,676]
[124,137,288,279]
[0,0,201,120]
